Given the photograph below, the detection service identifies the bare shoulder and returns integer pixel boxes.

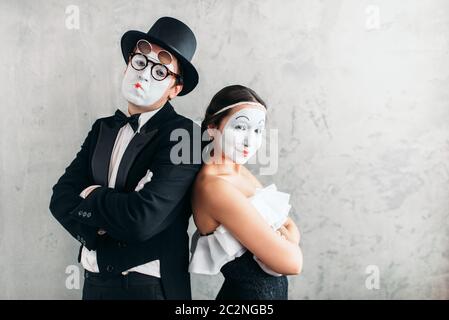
[195,172,248,211]
[194,172,239,203]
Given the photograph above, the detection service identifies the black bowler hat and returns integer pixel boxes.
[121,17,199,96]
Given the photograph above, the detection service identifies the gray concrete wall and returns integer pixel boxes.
[0,0,448,299]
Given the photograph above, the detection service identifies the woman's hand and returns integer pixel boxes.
[277,217,300,245]
[276,227,287,240]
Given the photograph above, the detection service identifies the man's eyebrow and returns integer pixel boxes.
[235,115,250,121]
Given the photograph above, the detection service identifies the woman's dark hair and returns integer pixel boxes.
[200,85,267,153]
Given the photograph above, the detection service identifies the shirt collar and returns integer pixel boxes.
[125,106,162,133]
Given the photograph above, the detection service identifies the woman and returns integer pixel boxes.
[189,85,303,300]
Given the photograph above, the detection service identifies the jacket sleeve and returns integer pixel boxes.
[49,119,101,250]
[67,121,201,243]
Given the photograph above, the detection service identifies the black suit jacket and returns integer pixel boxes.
[49,102,202,299]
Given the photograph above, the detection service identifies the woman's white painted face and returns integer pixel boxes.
[121,43,175,107]
[218,107,266,164]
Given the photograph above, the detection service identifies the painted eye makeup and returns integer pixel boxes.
[233,122,248,130]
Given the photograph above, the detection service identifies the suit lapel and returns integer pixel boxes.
[91,119,121,186]
[114,128,158,190]
[105,102,177,191]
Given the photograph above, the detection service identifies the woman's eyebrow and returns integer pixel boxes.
[235,115,250,121]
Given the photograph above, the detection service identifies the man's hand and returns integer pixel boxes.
[82,170,154,236]
[135,170,153,192]
[80,185,101,199]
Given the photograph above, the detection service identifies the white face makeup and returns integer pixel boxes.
[217,108,266,164]
[121,47,175,107]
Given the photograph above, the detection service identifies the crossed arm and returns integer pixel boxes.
[196,177,303,275]
[69,157,200,243]
[50,119,201,247]
[49,120,102,250]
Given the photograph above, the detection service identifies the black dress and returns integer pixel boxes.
[215,250,288,300]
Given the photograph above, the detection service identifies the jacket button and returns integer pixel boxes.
[118,241,127,248]
[106,265,114,272]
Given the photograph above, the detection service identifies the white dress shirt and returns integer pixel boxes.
[79,107,162,277]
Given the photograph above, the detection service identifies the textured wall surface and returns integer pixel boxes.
[0,0,448,299]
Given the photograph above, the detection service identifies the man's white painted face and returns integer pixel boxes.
[218,108,266,164]
[121,41,176,107]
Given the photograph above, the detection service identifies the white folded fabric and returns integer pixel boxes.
[188,184,292,276]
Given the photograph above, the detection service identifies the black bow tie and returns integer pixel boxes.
[114,109,141,132]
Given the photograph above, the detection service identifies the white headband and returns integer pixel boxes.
[212,101,265,116]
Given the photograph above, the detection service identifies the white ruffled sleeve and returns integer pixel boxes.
[188,226,246,275]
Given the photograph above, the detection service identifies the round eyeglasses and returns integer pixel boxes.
[136,39,173,64]
[128,39,182,83]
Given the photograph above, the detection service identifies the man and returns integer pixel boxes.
[49,17,201,300]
